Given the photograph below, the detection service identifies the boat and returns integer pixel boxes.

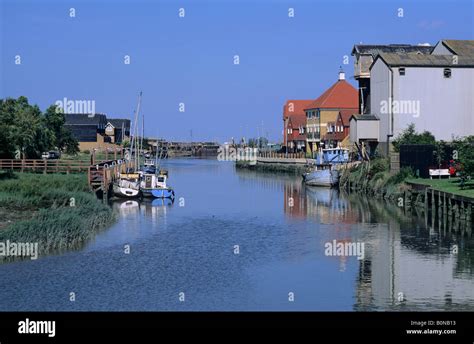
[142,159,156,174]
[315,148,350,165]
[113,173,141,198]
[113,92,143,198]
[303,165,340,187]
[140,169,175,199]
[303,148,349,187]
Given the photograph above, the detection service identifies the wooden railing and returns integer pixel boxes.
[258,152,305,159]
[0,159,92,173]
[0,159,134,194]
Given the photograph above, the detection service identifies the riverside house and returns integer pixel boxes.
[369,39,474,155]
[283,100,312,152]
[65,113,131,152]
[323,109,356,149]
[304,70,358,157]
[350,39,474,156]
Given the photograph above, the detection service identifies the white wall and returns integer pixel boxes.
[371,58,474,142]
[394,66,474,140]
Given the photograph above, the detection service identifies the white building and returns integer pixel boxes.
[369,40,474,154]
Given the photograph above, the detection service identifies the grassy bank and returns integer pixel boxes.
[406,178,474,198]
[0,171,115,256]
[340,158,413,200]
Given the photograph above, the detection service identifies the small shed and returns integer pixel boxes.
[349,114,380,143]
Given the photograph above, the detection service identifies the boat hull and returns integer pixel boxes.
[113,184,141,198]
[303,169,340,187]
[141,187,175,199]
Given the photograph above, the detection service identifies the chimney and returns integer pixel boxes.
[338,67,345,81]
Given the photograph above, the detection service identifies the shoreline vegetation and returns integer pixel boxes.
[0,171,115,259]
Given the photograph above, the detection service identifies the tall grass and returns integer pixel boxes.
[341,159,414,200]
[0,172,115,256]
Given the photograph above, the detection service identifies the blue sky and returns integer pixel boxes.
[1,0,472,142]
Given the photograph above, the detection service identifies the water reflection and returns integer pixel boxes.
[112,198,174,219]
[283,184,474,310]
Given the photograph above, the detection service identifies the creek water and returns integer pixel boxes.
[0,159,473,311]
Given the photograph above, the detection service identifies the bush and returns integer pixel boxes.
[392,123,436,152]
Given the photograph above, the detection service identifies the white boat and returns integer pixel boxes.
[113,92,143,198]
[303,165,340,187]
[113,173,141,198]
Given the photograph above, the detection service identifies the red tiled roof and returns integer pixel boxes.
[305,80,358,110]
[339,109,357,126]
[283,100,313,119]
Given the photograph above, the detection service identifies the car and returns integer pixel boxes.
[41,151,61,159]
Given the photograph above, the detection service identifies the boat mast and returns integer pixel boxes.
[132,91,142,171]
[141,111,145,170]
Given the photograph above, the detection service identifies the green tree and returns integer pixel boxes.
[0,97,79,158]
[0,98,17,158]
[10,97,48,159]
[392,123,436,152]
[44,105,79,154]
[453,136,474,185]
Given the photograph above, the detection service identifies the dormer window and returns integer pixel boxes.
[444,68,451,78]
[399,68,405,76]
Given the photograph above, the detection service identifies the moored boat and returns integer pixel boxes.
[140,170,175,199]
[113,173,141,198]
[303,165,340,187]
[303,147,349,187]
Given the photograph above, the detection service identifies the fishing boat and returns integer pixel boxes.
[303,148,349,187]
[303,164,340,187]
[140,169,175,199]
[315,148,350,165]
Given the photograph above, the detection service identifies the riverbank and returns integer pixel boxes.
[0,171,115,258]
[339,158,411,200]
[340,158,474,224]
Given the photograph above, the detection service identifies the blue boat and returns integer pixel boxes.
[140,170,175,199]
[315,148,350,165]
[303,148,349,187]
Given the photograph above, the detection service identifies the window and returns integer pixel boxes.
[444,68,451,78]
[399,68,405,76]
